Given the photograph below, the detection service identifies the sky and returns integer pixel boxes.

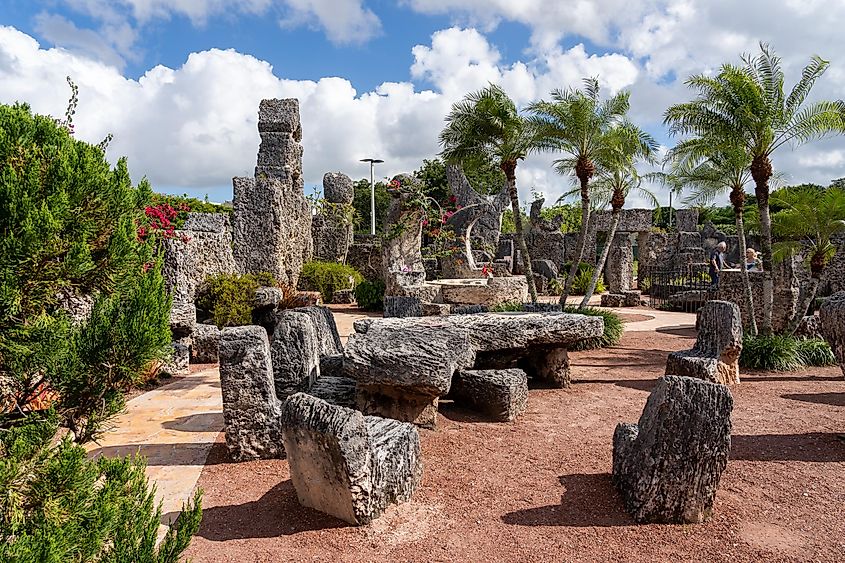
[2,0,845,208]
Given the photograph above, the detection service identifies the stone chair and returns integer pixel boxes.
[820,291,845,377]
[281,392,423,525]
[665,300,742,384]
[612,375,733,524]
[219,326,285,460]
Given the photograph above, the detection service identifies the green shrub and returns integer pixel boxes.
[570,267,606,295]
[796,338,837,367]
[0,97,199,559]
[0,415,202,561]
[195,272,277,328]
[564,306,623,350]
[299,261,363,303]
[354,279,385,311]
[740,334,803,371]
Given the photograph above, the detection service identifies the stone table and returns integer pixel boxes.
[344,312,603,427]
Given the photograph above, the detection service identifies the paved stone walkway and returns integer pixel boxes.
[86,305,694,531]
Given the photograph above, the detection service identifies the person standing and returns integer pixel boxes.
[709,241,727,289]
[745,248,762,271]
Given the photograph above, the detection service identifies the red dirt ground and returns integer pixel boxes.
[184,328,845,562]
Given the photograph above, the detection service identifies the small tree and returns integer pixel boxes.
[665,43,845,334]
[772,186,845,335]
[574,124,657,307]
[528,78,633,305]
[440,84,542,302]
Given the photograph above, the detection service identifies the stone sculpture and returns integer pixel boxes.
[612,375,733,523]
[218,326,284,460]
[232,99,312,287]
[819,291,845,377]
[281,393,423,525]
[665,300,742,384]
[312,172,355,263]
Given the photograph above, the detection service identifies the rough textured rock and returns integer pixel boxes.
[382,175,426,296]
[601,290,641,308]
[665,300,742,384]
[383,296,423,318]
[819,291,845,377]
[163,219,236,303]
[169,301,196,337]
[675,209,699,232]
[312,173,354,263]
[254,286,283,309]
[520,346,572,387]
[421,302,452,316]
[346,235,384,282]
[437,277,528,306]
[232,99,312,287]
[309,376,357,408]
[161,337,191,376]
[219,326,284,460]
[716,270,797,332]
[612,375,733,523]
[605,233,633,293]
[271,310,321,398]
[451,368,528,421]
[192,323,220,364]
[280,393,422,524]
[344,319,476,427]
[531,259,558,281]
[285,306,343,357]
[795,314,822,340]
[446,164,509,250]
[591,209,653,233]
[322,172,354,204]
[56,290,94,326]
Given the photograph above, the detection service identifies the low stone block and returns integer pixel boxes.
[622,290,642,307]
[601,294,626,308]
[820,291,845,377]
[665,300,742,384]
[332,289,355,304]
[192,323,220,364]
[612,375,733,523]
[219,326,284,460]
[280,393,422,524]
[270,310,321,398]
[384,296,423,318]
[451,368,528,421]
[421,302,451,316]
[520,347,571,388]
[285,306,344,356]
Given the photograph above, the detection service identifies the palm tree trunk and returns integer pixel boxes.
[504,165,538,303]
[751,154,774,335]
[579,207,620,308]
[733,193,757,335]
[784,276,819,336]
[560,173,591,305]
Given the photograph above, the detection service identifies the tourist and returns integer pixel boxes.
[709,241,727,289]
[745,248,762,271]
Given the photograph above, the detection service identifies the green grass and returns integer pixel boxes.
[564,306,623,350]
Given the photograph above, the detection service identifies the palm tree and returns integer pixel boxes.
[527,78,632,305]
[772,186,845,335]
[576,124,658,308]
[661,141,759,335]
[664,43,845,334]
[439,84,541,302]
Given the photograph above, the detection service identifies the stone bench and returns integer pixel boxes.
[450,369,528,422]
[612,375,733,523]
[600,290,641,308]
[219,326,285,460]
[281,393,422,525]
[344,312,603,427]
[820,291,845,378]
[665,300,742,384]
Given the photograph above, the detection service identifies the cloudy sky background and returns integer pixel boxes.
[2,0,845,207]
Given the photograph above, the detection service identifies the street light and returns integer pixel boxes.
[360,158,384,235]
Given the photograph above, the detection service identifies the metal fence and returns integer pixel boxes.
[638,264,714,314]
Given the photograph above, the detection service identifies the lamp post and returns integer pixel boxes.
[360,158,383,235]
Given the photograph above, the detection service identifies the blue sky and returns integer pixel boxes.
[2,1,845,205]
